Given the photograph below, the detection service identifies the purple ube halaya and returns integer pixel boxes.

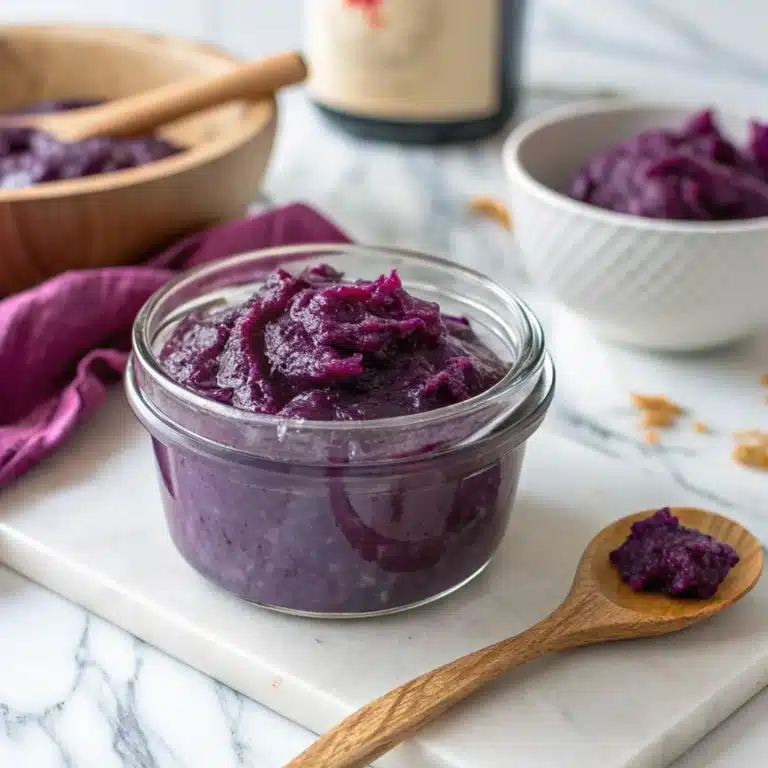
[160,264,508,420]
[570,109,768,221]
[0,99,180,189]
[610,508,740,599]
[153,264,522,614]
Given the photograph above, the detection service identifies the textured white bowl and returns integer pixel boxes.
[502,100,768,351]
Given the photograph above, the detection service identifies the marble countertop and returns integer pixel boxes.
[1,85,767,767]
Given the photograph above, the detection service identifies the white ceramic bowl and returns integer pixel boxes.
[502,100,768,351]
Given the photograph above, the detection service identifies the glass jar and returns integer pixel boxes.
[125,245,554,617]
[304,0,528,143]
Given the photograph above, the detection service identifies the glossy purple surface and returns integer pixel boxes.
[610,508,740,599]
[0,98,181,189]
[159,264,508,421]
[570,109,768,221]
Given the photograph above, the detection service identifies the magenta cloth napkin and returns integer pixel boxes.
[0,203,350,488]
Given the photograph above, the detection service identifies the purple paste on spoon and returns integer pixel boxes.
[610,507,740,598]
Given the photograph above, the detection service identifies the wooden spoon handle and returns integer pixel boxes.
[285,607,583,768]
[66,50,307,141]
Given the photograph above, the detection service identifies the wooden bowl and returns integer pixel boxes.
[0,24,278,295]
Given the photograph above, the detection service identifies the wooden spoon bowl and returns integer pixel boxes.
[0,24,279,295]
[287,507,763,768]
[589,507,762,629]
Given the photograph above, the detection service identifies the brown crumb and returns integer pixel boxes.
[732,430,768,471]
[644,429,660,445]
[733,444,768,471]
[632,392,683,431]
[641,409,678,428]
[629,388,768,471]
[469,195,513,230]
[761,373,768,386]
[630,393,683,414]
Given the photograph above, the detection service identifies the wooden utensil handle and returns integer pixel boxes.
[75,51,306,140]
[285,606,582,768]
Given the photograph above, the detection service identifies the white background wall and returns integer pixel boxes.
[0,0,304,56]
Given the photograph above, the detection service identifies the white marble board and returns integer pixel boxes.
[0,391,767,768]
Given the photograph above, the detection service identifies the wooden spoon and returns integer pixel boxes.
[286,506,764,768]
[3,50,307,143]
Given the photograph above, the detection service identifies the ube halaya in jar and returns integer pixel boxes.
[126,245,554,617]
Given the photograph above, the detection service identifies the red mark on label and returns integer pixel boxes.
[344,0,385,28]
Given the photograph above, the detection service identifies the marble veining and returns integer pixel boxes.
[3,410,768,768]
[0,573,318,767]
[0,1,768,761]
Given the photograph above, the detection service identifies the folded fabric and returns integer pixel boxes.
[0,203,350,488]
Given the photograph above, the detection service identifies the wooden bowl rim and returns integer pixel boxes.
[0,23,277,202]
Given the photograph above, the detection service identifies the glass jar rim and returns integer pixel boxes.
[131,243,547,438]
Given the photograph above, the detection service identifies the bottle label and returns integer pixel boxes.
[305,0,502,121]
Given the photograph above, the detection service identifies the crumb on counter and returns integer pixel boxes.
[733,444,768,470]
[732,430,768,471]
[644,429,660,445]
[631,393,684,414]
[642,408,678,428]
[632,392,683,431]
[468,195,513,230]
[629,392,766,472]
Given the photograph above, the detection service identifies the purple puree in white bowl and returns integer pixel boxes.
[569,108,768,221]
[126,245,554,617]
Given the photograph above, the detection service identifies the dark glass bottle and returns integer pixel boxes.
[305,0,528,144]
